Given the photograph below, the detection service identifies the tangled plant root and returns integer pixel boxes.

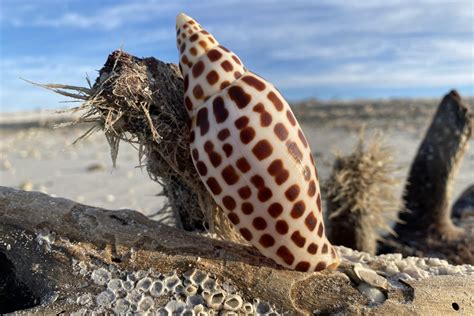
[326,130,401,254]
[30,50,243,243]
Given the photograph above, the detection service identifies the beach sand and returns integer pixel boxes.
[1,101,472,223]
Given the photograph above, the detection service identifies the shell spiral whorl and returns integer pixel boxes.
[176,13,340,272]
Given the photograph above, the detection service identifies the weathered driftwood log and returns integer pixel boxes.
[385,91,473,265]
[396,90,471,239]
[1,187,473,314]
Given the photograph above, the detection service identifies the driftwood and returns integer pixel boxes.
[396,90,472,240]
[382,91,474,265]
[1,186,473,314]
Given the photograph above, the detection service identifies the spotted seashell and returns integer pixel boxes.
[176,13,340,272]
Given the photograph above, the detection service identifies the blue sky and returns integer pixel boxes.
[1,0,473,111]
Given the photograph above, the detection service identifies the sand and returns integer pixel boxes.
[0,102,472,224]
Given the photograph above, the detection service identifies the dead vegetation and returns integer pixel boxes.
[325,130,401,255]
[30,50,242,242]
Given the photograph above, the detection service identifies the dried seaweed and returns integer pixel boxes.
[326,129,402,254]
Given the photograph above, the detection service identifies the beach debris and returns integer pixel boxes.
[396,90,471,241]
[326,131,400,255]
[19,180,34,191]
[85,162,106,172]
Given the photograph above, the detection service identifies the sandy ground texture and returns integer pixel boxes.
[1,99,473,225]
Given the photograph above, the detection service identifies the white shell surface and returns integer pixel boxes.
[177,13,340,272]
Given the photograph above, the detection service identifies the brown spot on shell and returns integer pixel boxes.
[242,75,266,91]
[209,152,222,167]
[259,234,275,248]
[223,143,233,157]
[240,228,253,241]
[198,40,207,49]
[231,55,242,65]
[228,86,251,109]
[196,107,209,136]
[252,140,273,160]
[204,141,214,153]
[295,261,310,272]
[286,110,297,126]
[221,60,233,72]
[322,244,328,254]
[192,149,199,160]
[276,220,289,235]
[236,157,251,173]
[219,45,230,53]
[193,84,204,99]
[252,217,267,230]
[228,212,240,225]
[285,184,300,201]
[317,193,322,212]
[267,91,283,111]
[257,187,273,202]
[276,246,295,265]
[196,161,208,176]
[234,116,249,129]
[307,243,318,254]
[184,74,189,91]
[223,196,236,210]
[207,49,222,61]
[305,212,317,231]
[253,103,272,127]
[241,202,254,214]
[315,262,327,272]
[220,81,230,90]
[298,129,308,148]
[287,141,303,162]
[291,231,306,248]
[222,165,240,185]
[185,96,193,111]
[238,186,252,199]
[268,203,283,218]
[206,70,219,85]
[250,175,265,189]
[274,123,289,141]
[213,96,228,123]
[206,177,222,195]
[290,201,306,218]
[308,180,316,197]
[240,127,256,144]
[317,222,324,237]
[217,128,230,141]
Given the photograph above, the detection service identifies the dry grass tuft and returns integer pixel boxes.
[325,129,401,254]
